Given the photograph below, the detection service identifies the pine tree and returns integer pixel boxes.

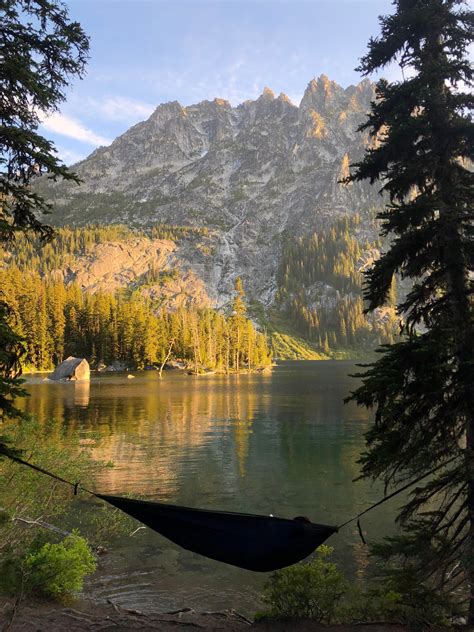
[0,1,88,432]
[348,0,474,618]
[231,277,247,372]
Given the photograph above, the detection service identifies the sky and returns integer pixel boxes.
[42,0,400,164]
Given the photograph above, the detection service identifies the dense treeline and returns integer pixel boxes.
[0,268,271,372]
[277,215,379,294]
[276,215,397,349]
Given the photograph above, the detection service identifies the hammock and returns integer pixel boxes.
[2,452,451,572]
[98,494,338,572]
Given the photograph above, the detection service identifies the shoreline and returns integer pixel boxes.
[19,356,367,378]
[20,365,275,380]
[0,597,439,631]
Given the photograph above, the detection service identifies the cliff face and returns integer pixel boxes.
[39,75,381,307]
[44,233,216,310]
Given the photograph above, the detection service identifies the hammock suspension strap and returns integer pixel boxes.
[337,454,459,530]
[4,452,94,497]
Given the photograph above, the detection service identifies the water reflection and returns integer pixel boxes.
[74,380,90,407]
[20,362,393,613]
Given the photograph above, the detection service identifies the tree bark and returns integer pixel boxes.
[439,214,474,621]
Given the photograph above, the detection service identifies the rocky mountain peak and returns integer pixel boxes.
[300,75,342,111]
[150,100,184,123]
[344,78,375,111]
[277,92,293,104]
[41,75,380,306]
[260,86,276,100]
[213,97,231,108]
[317,73,332,90]
[299,75,375,117]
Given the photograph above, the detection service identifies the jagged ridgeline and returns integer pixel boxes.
[35,77,384,306]
[0,225,271,372]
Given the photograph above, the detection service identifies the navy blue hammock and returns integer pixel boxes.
[2,452,445,572]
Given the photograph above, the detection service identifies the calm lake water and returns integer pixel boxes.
[21,361,398,615]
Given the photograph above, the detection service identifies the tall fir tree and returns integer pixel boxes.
[0,1,89,439]
[348,0,473,619]
[231,277,247,372]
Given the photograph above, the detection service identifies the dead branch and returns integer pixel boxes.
[12,516,70,536]
[159,339,174,378]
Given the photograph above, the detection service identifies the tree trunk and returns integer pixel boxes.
[440,215,474,621]
[158,339,174,378]
[428,26,474,615]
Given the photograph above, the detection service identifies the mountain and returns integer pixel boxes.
[39,75,381,308]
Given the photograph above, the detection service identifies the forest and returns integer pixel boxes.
[0,224,271,372]
[0,266,271,373]
[276,215,398,350]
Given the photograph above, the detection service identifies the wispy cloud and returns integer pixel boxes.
[41,112,111,146]
[56,146,89,166]
[89,96,155,122]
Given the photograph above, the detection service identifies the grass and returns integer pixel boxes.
[271,331,327,360]
[250,307,328,360]
[250,304,377,361]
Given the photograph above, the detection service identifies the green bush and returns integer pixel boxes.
[339,581,455,626]
[24,531,96,600]
[350,567,457,625]
[259,544,458,625]
[262,545,348,622]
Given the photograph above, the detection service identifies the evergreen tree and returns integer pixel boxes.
[231,277,247,372]
[348,0,474,618]
[0,1,88,431]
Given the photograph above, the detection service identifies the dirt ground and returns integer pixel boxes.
[1,598,249,631]
[0,597,461,631]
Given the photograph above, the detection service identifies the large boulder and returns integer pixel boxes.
[50,357,90,381]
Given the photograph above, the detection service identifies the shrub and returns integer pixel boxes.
[24,531,96,600]
[262,545,347,622]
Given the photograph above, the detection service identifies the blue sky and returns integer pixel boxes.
[42,0,398,164]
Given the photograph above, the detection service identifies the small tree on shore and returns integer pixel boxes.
[348,0,473,620]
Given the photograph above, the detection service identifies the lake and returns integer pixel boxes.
[21,361,398,615]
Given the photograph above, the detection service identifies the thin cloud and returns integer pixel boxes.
[56,146,89,166]
[41,112,111,146]
[90,96,155,122]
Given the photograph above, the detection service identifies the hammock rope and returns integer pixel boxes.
[337,454,458,530]
[0,450,459,572]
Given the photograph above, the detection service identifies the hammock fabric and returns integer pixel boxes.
[98,494,338,572]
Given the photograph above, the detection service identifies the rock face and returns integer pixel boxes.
[50,357,90,381]
[40,75,381,307]
[47,234,215,308]
[66,238,176,293]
